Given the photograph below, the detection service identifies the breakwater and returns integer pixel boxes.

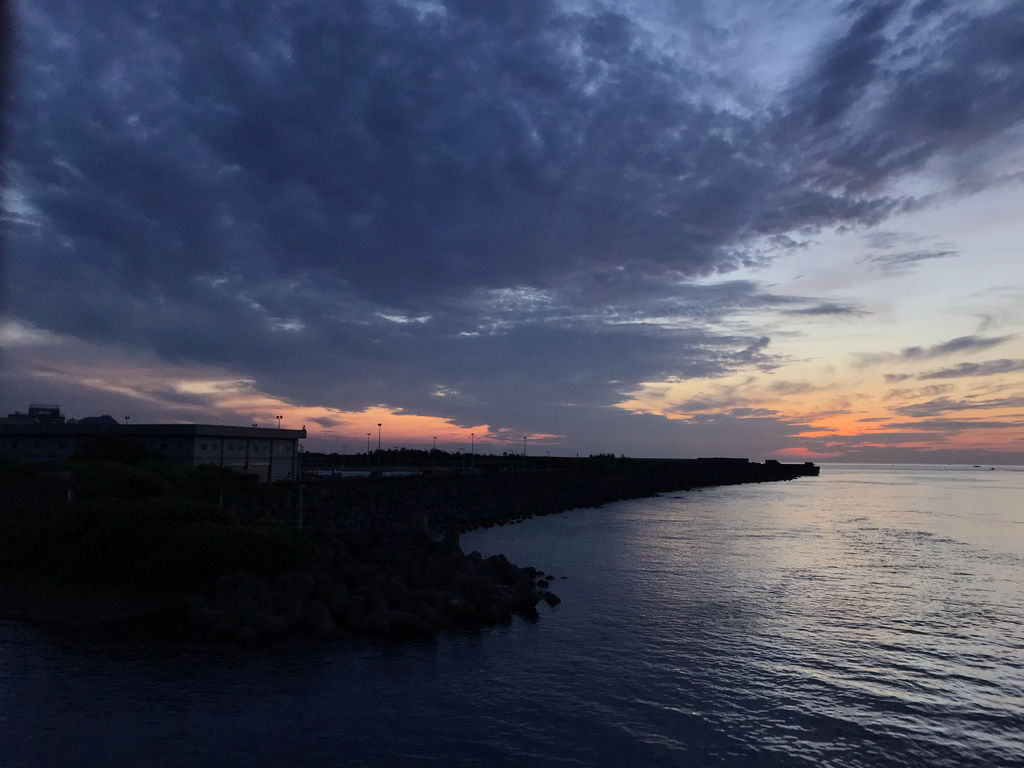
[0,457,817,643]
[298,457,819,532]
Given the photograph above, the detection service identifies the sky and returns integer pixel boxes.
[2,0,1024,463]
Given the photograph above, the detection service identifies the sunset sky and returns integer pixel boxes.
[3,0,1024,462]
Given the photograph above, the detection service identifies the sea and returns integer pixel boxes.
[2,463,1022,767]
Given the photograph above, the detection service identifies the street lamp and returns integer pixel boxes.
[124,416,130,425]
[276,415,282,429]
[377,423,382,467]
[432,436,437,470]
[366,433,371,465]
[470,432,475,469]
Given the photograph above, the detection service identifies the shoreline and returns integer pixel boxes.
[0,457,817,643]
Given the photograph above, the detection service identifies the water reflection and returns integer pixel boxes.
[2,466,1022,766]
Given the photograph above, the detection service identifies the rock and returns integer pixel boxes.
[536,579,549,588]
[389,610,432,637]
[366,589,389,614]
[313,571,335,603]
[443,524,461,551]
[238,596,289,635]
[329,583,349,617]
[271,589,302,621]
[386,576,411,610]
[214,574,236,608]
[344,595,367,631]
[514,589,542,612]
[256,591,275,615]
[304,599,337,639]
[416,605,443,633]
[541,591,561,606]
[443,596,476,621]
[236,625,258,645]
[364,609,394,635]
[187,595,232,634]
[232,569,260,602]
[284,572,315,606]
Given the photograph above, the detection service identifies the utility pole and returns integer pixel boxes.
[297,444,303,529]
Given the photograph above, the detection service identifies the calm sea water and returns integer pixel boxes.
[2,464,1022,766]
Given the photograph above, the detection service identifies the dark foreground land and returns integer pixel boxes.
[0,455,817,644]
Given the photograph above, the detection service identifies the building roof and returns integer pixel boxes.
[0,423,306,439]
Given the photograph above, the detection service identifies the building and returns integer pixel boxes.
[1,403,66,424]
[0,406,306,482]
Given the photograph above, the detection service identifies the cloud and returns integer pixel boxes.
[918,359,1024,379]
[894,395,1024,418]
[859,248,958,275]
[881,419,1022,432]
[857,334,1015,367]
[780,301,868,317]
[4,0,1024,458]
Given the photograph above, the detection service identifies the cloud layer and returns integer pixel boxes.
[4,0,1024,458]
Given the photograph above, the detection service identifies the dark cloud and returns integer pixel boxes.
[781,301,868,316]
[857,334,1015,367]
[859,248,958,275]
[4,0,1024,453]
[918,359,1024,379]
[776,0,1024,198]
[882,419,1022,432]
[894,395,1024,418]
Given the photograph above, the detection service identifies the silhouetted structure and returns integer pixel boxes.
[0,405,305,481]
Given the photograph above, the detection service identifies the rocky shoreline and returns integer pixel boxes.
[185,526,560,644]
[0,456,816,644]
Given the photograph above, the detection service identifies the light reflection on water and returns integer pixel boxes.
[2,464,1022,766]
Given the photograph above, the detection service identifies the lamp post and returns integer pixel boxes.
[366,433,371,465]
[522,436,527,470]
[124,416,130,425]
[377,423,382,467]
[470,432,475,469]
[276,415,282,429]
[432,436,437,470]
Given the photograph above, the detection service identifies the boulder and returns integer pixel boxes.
[313,571,335,603]
[304,599,337,639]
[187,595,233,634]
[443,596,476,621]
[514,589,542,612]
[389,610,432,637]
